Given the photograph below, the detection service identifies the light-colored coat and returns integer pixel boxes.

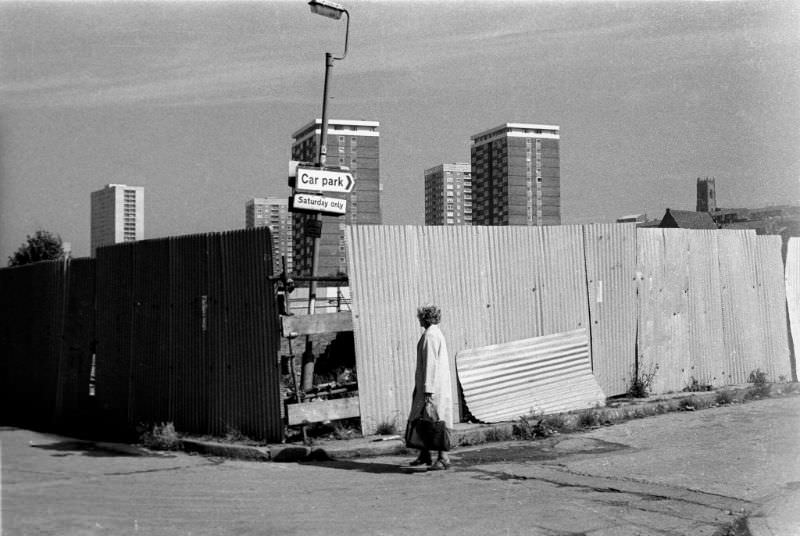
[408,324,454,428]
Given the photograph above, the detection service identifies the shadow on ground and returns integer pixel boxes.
[300,459,428,475]
[29,440,172,458]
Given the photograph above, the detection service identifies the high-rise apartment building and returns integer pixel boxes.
[470,123,560,226]
[90,183,144,255]
[246,197,293,276]
[424,163,472,225]
[291,119,381,276]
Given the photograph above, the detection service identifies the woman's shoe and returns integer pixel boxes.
[429,459,450,471]
[409,458,431,467]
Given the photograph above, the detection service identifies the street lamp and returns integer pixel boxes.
[301,0,350,392]
[308,0,349,167]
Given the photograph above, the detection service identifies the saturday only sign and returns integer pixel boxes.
[291,193,347,216]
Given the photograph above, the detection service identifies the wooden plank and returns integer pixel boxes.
[287,396,360,425]
[281,311,353,337]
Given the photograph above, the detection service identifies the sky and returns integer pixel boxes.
[1,0,798,260]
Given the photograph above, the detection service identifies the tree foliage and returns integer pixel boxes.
[8,230,65,267]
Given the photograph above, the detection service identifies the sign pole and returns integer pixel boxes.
[301,51,335,392]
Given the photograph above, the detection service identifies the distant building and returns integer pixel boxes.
[246,197,293,276]
[693,178,800,253]
[696,177,717,213]
[616,214,647,224]
[90,183,144,256]
[424,163,472,225]
[291,119,381,276]
[658,208,718,230]
[470,123,560,226]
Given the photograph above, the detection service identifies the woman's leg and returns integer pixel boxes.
[410,448,432,465]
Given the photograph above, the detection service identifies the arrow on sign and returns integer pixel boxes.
[295,166,355,194]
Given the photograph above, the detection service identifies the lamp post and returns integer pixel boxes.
[301,0,350,392]
[309,0,349,168]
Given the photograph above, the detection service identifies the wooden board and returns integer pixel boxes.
[287,396,360,426]
[280,311,353,338]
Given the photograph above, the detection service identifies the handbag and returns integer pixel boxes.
[405,400,451,451]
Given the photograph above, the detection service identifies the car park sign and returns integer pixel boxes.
[295,166,355,194]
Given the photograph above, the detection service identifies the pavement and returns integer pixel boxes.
[52,384,800,535]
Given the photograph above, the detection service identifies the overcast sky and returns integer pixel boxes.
[1,0,798,260]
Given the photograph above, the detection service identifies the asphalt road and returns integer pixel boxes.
[3,396,799,535]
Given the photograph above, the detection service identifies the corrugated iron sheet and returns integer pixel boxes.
[0,260,70,429]
[456,328,605,422]
[638,229,791,393]
[95,228,282,441]
[787,238,800,376]
[718,232,791,383]
[583,223,637,396]
[345,225,591,435]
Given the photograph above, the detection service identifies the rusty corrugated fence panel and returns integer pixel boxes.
[169,233,209,434]
[345,225,589,434]
[718,231,791,383]
[456,328,605,422]
[752,235,792,380]
[55,257,96,430]
[685,231,727,387]
[93,228,282,441]
[0,260,67,428]
[95,243,136,435]
[787,238,800,378]
[638,229,747,393]
[207,228,282,440]
[583,224,637,396]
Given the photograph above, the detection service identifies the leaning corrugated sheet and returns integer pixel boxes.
[583,223,637,396]
[786,238,800,375]
[456,328,605,422]
[345,225,590,434]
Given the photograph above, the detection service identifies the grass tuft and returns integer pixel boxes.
[375,421,397,436]
[141,422,181,451]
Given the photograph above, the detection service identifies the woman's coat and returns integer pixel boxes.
[408,324,454,429]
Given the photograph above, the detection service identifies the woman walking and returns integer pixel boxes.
[407,304,453,470]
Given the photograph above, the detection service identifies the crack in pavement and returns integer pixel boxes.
[460,464,753,526]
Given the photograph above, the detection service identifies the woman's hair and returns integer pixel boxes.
[417,304,441,325]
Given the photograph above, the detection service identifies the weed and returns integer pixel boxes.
[678,396,700,411]
[224,426,249,443]
[514,413,567,439]
[542,413,569,432]
[715,390,734,405]
[628,363,659,398]
[141,422,181,451]
[748,368,770,398]
[577,410,599,428]
[484,426,514,443]
[375,421,397,436]
[684,376,712,392]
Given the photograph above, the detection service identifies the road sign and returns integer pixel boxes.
[295,166,355,194]
[291,193,347,216]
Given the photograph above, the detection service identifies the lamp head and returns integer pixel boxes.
[308,0,346,20]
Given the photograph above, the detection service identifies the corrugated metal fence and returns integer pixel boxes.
[345,225,599,434]
[346,225,794,435]
[95,228,282,440]
[0,258,95,431]
[1,227,283,441]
